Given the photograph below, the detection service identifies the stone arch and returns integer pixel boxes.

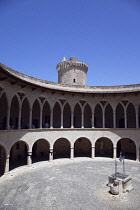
[42,100,50,128]
[95,137,113,158]
[74,137,91,157]
[63,102,71,128]
[0,145,6,176]
[21,97,30,129]
[0,92,8,130]
[32,139,50,163]
[117,138,136,160]
[105,103,113,128]
[94,104,103,128]
[74,103,82,128]
[53,102,61,128]
[53,138,70,159]
[116,103,125,128]
[32,99,40,128]
[84,103,92,128]
[10,95,19,129]
[127,103,136,128]
[9,141,28,170]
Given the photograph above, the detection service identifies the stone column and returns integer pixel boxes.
[103,108,105,128]
[124,109,127,128]
[91,146,95,158]
[113,110,116,128]
[92,113,94,128]
[4,155,10,174]
[6,106,11,130]
[113,146,117,159]
[70,147,74,159]
[39,108,43,129]
[49,149,53,161]
[50,110,53,129]
[71,111,74,128]
[136,146,140,162]
[18,105,22,129]
[27,152,32,166]
[82,112,84,128]
[29,108,32,129]
[61,108,63,128]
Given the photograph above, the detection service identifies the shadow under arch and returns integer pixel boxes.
[74,137,91,158]
[0,92,8,130]
[117,138,136,160]
[0,145,6,176]
[9,141,28,171]
[95,137,113,158]
[53,138,70,159]
[32,139,50,163]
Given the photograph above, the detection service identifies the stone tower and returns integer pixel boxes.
[56,57,88,86]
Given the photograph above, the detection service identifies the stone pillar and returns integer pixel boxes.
[61,108,63,128]
[39,108,43,129]
[124,109,127,128]
[136,146,140,162]
[50,109,53,129]
[82,112,84,128]
[27,152,32,166]
[70,147,74,159]
[29,108,32,129]
[92,113,94,128]
[6,106,11,130]
[103,109,105,128]
[91,146,95,158]
[113,110,116,128]
[4,155,10,174]
[18,105,21,129]
[49,149,53,161]
[71,111,74,128]
[136,110,139,129]
[113,146,117,159]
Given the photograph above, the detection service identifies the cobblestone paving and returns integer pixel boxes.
[0,158,140,210]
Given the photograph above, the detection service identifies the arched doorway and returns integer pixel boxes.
[94,104,103,128]
[10,95,19,129]
[105,104,113,128]
[0,92,7,130]
[53,138,70,159]
[21,98,30,129]
[32,139,50,163]
[53,102,61,128]
[84,103,92,128]
[127,103,136,128]
[9,141,27,170]
[74,138,91,157]
[63,103,71,128]
[74,103,82,128]
[32,100,40,128]
[116,103,125,128]
[117,138,136,160]
[0,145,6,176]
[95,138,113,158]
[42,100,50,128]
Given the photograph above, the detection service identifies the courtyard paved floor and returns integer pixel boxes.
[0,158,140,210]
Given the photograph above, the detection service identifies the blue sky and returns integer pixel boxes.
[0,0,140,86]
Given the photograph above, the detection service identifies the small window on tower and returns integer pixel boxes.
[73,79,76,83]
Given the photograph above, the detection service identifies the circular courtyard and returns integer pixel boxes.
[0,158,140,210]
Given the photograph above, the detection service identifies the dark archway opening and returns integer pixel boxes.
[53,138,70,159]
[95,138,113,158]
[0,145,6,176]
[74,138,91,157]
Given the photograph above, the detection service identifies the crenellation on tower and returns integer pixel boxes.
[56,57,88,86]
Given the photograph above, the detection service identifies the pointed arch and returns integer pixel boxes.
[94,104,103,128]
[116,103,125,128]
[32,99,40,128]
[74,103,82,128]
[10,95,19,129]
[0,92,8,130]
[53,138,70,159]
[63,102,71,128]
[53,102,61,128]
[127,103,136,128]
[21,98,30,129]
[105,103,113,128]
[42,100,50,128]
[84,103,92,128]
